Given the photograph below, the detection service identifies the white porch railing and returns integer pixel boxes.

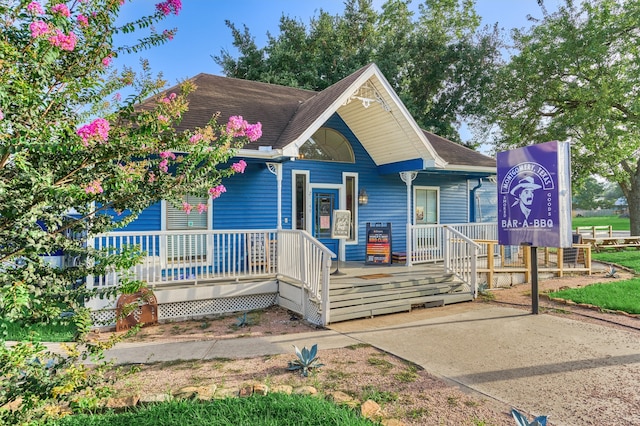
[89,229,333,324]
[442,226,480,297]
[410,222,497,264]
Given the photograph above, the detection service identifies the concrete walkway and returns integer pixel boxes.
[102,303,640,426]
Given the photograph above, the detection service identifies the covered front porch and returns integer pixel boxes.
[85,223,591,328]
[85,225,479,327]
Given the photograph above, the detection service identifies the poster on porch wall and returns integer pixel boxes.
[497,141,572,248]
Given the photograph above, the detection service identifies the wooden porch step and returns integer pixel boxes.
[325,267,472,323]
[330,274,456,294]
[330,282,461,308]
[329,293,472,323]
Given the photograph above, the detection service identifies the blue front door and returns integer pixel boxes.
[312,188,339,258]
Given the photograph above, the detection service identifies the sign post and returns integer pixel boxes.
[331,210,352,275]
[497,141,572,314]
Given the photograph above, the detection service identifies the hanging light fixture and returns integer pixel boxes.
[358,188,368,205]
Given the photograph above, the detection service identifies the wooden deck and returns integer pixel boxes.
[323,262,472,323]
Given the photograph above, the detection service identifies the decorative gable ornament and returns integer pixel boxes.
[343,81,391,112]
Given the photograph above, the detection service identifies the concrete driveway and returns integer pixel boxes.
[329,303,640,426]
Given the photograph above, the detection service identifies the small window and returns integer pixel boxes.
[345,176,356,241]
[166,195,208,230]
[415,188,439,224]
[299,128,354,163]
[295,173,307,230]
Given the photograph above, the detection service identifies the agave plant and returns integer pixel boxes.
[287,344,324,377]
[604,265,618,278]
[235,312,251,328]
[512,408,547,426]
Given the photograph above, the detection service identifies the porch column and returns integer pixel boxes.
[266,163,283,230]
[400,172,417,267]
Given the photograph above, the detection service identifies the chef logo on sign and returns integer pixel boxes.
[500,162,555,229]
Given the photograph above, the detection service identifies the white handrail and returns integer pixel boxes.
[443,226,480,298]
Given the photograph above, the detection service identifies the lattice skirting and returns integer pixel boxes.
[91,293,278,328]
[478,271,556,288]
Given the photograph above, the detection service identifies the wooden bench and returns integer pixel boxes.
[583,236,640,252]
[576,225,613,239]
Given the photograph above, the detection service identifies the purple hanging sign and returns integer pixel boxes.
[497,141,572,248]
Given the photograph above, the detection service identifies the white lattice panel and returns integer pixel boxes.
[91,293,277,328]
[159,294,276,321]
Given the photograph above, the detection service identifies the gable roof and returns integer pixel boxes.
[422,130,496,171]
[162,64,495,175]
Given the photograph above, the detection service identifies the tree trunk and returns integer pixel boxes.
[627,174,640,237]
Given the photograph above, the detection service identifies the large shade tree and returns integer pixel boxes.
[213,0,503,144]
[474,0,640,234]
[0,1,259,423]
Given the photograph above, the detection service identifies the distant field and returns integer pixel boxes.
[572,215,630,231]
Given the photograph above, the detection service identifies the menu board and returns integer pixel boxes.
[365,223,392,265]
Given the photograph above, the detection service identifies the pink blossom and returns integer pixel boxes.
[158,159,169,173]
[29,20,49,38]
[148,172,156,182]
[226,115,246,137]
[189,133,203,144]
[159,150,176,160]
[102,55,112,67]
[158,114,169,123]
[49,30,77,51]
[51,3,70,17]
[197,203,207,214]
[112,92,121,101]
[27,1,44,14]
[208,184,226,199]
[77,14,89,27]
[225,116,262,141]
[245,122,262,142]
[182,202,192,215]
[155,0,181,16]
[84,180,103,194]
[163,29,175,40]
[231,159,247,173]
[0,109,3,120]
[77,117,110,145]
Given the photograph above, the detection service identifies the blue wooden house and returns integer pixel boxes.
[89,63,497,326]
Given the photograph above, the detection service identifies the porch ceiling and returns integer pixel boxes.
[336,75,443,170]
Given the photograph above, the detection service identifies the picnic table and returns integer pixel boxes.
[582,236,640,252]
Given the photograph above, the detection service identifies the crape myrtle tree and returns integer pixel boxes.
[474,0,640,234]
[214,0,503,144]
[0,0,260,423]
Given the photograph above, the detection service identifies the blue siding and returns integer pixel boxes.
[117,113,492,262]
[213,160,279,229]
[112,202,162,231]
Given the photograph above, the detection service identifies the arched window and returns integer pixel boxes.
[299,128,355,163]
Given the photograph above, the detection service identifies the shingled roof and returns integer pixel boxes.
[161,64,494,173]
[423,130,496,169]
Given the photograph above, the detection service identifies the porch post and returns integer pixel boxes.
[266,163,283,230]
[400,172,417,267]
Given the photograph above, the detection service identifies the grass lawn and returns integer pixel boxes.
[1,319,76,342]
[50,393,376,426]
[592,250,640,273]
[572,215,630,231]
[549,248,640,314]
[549,279,640,314]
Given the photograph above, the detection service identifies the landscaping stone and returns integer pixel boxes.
[270,384,293,395]
[294,385,318,395]
[361,399,383,420]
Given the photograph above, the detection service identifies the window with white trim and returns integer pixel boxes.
[166,195,208,261]
[414,187,439,224]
